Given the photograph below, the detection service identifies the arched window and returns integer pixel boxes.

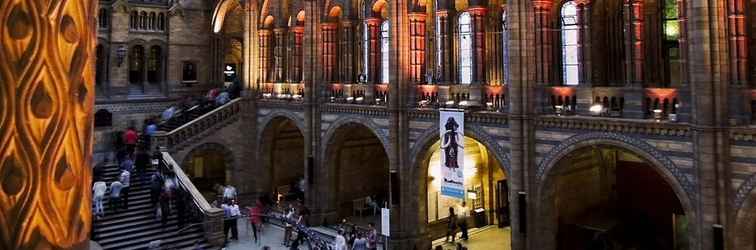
[98,9,108,29]
[459,12,473,84]
[140,11,147,30]
[502,11,509,84]
[158,13,165,30]
[561,1,579,85]
[662,0,681,86]
[381,20,390,84]
[130,11,137,29]
[149,12,156,30]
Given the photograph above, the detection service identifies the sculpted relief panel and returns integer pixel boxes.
[0,0,96,248]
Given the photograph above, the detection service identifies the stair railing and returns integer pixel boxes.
[151,98,243,152]
[157,152,225,246]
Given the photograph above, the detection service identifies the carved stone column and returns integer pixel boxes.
[435,9,453,83]
[258,29,272,83]
[273,27,287,82]
[0,0,96,249]
[339,20,354,83]
[365,18,381,84]
[321,22,338,82]
[291,26,304,83]
[533,0,554,86]
[622,0,646,119]
[408,12,426,83]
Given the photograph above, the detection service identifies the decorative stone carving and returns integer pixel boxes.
[734,173,756,212]
[0,0,96,248]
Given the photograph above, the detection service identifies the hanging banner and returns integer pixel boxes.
[440,110,465,200]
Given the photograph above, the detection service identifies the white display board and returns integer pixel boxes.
[381,208,390,237]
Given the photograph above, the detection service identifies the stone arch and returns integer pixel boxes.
[180,142,236,188]
[255,111,306,148]
[410,123,511,174]
[320,116,391,160]
[533,132,698,250]
[211,0,241,33]
[733,173,756,250]
[409,123,513,242]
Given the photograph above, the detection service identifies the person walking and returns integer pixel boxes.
[446,207,458,242]
[223,184,237,203]
[120,155,134,173]
[123,127,138,158]
[150,173,163,210]
[282,205,296,247]
[248,200,264,244]
[134,148,150,176]
[352,233,369,250]
[333,230,347,250]
[367,222,378,250]
[93,179,107,219]
[109,180,123,213]
[119,169,131,210]
[456,202,470,241]
[175,188,187,228]
[159,188,171,228]
[228,199,240,240]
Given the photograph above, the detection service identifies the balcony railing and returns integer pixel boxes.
[152,98,243,151]
[157,152,224,247]
[326,83,389,105]
[542,86,683,122]
[258,83,304,102]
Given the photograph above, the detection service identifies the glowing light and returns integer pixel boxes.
[589,104,604,115]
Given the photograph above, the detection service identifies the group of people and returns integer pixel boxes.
[445,201,471,243]
[332,221,380,250]
[160,78,242,125]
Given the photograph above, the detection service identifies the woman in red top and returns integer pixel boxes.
[248,200,264,245]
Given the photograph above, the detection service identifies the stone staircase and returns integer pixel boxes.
[91,163,216,250]
[151,98,243,152]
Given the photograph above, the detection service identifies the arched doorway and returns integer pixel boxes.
[419,136,512,249]
[259,116,306,205]
[182,143,232,201]
[95,44,107,95]
[129,45,145,87]
[147,45,162,84]
[539,146,690,250]
[323,122,390,226]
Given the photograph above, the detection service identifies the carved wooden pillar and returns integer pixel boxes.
[291,26,304,83]
[273,27,287,82]
[366,18,381,84]
[469,7,487,84]
[258,29,272,83]
[534,0,554,86]
[409,12,426,83]
[436,10,453,83]
[0,0,96,249]
[624,0,644,86]
[322,22,338,82]
[340,20,354,83]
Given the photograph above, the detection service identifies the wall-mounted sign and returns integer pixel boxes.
[224,64,237,82]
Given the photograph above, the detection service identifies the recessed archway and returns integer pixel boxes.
[182,143,234,201]
[322,122,391,226]
[416,133,513,249]
[537,145,691,250]
[259,116,306,205]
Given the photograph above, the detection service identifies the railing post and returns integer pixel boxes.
[203,209,225,246]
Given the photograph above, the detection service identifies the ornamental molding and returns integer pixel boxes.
[319,115,392,161]
[734,173,756,213]
[95,101,174,114]
[536,116,691,138]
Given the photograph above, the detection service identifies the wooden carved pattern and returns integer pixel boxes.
[0,0,96,249]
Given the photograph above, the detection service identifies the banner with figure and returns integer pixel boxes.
[440,110,465,199]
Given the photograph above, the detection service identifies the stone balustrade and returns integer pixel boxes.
[158,152,225,247]
[258,83,305,102]
[152,98,243,152]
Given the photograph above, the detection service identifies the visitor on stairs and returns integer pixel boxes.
[109,180,123,213]
[123,127,138,158]
[120,169,131,210]
[93,178,107,219]
[150,173,163,212]
[120,155,134,173]
[175,187,187,228]
[134,148,150,176]
[159,188,171,228]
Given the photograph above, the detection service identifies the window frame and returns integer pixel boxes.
[560,1,580,86]
[458,12,473,84]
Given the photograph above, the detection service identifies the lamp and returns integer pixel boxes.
[116,45,127,67]
[653,109,663,122]
[589,104,604,116]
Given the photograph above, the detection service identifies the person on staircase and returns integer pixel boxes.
[120,169,131,210]
[92,178,107,219]
[150,173,163,214]
[175,187,187,228]
[159,187,171,228]
[109,180,123,213]
[120,155,134,173]
[134,147,150,176]
[123,127,139,158]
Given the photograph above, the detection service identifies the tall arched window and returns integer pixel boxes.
[140,12,147,30]
[381,20,390,84]
[502,11,509,84]
[662,0,681,86]
[561,1,579,85]
[149,12,156,30]
[130,11,137,29]
[98,9,108,29]
[158,13,165,30]
[459,12,473,84]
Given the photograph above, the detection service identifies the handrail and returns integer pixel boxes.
[163,98,242,135]
[152,98,243,152]
[158,152,225,246]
